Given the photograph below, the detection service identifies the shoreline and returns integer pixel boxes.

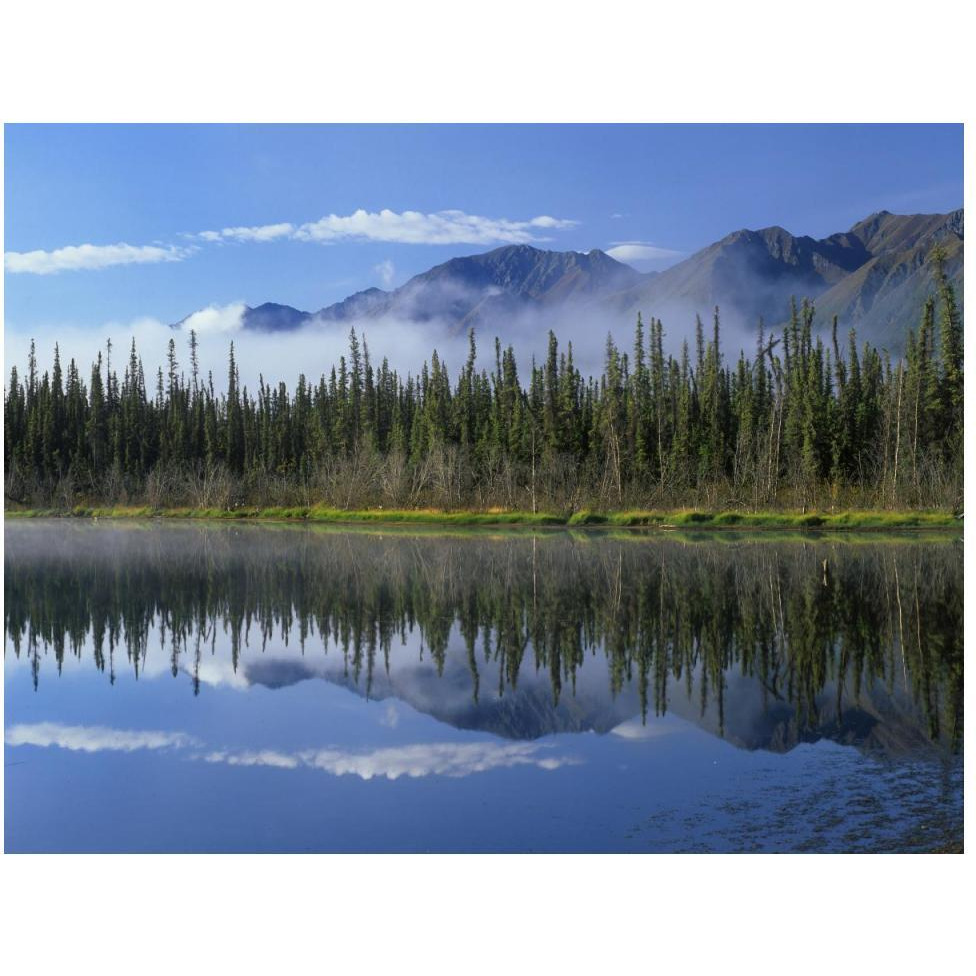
[3,505,961,531]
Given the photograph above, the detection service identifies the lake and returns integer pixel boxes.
[3,519,963,853]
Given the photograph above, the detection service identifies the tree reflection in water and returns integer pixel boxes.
[4,522,962,756]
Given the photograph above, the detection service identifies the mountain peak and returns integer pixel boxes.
[486,242,542,254]
[311,242,640,333]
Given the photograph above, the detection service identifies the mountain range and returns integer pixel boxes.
[177,208,963,351]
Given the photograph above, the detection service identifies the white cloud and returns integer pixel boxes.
[294,208,577,245]
[527,215,571,229]
[5,242,190,275]
[5,722,198,752]
[178,301,247,335]
[197,209,578,249]
[374,259,396,289]
[605,241,684,268]
[199,222,295,243]
[7,209,578,277]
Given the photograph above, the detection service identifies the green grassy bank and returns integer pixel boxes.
[3,505,961,530]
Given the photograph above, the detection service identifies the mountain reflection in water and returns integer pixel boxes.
[4,522,962,761]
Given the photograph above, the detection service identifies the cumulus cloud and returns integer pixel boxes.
[5,242,190,275]
[199,223,295,243]
[374,259,396,288]
[294,208,577,245]
[177,301,247,335]
[5,722,198,752]
[605,242,685,268]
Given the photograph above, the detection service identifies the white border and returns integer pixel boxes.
[1,2,972,974]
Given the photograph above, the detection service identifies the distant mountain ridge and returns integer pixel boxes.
[812,209,963,345]
[608,208,963,347]
[175,209,962,350]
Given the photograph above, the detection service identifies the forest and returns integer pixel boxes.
[3,251,963,514]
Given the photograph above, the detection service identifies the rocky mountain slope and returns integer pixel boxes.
[812,210,963,347]
[608,209,963,347]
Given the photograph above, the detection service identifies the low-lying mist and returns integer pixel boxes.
[5,295,769,394]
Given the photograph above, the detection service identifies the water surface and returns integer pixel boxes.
[4,520,963,852]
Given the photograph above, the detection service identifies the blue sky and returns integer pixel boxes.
[5,124,963,333]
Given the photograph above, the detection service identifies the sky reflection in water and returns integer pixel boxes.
[4,521,963,852]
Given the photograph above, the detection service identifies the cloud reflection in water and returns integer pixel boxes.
[7,722,580,781]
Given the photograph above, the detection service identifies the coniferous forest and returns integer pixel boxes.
[3,254,963,514]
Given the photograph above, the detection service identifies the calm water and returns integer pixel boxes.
[4,520,963,853]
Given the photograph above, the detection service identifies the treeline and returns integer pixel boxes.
[5,525,962,750]
[3,254,963,512]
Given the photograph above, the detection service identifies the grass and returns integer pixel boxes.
[564,508,957,529]
[303,506,565,526]
[3,504,960,530]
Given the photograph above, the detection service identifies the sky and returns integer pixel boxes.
[3,123,964,381]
